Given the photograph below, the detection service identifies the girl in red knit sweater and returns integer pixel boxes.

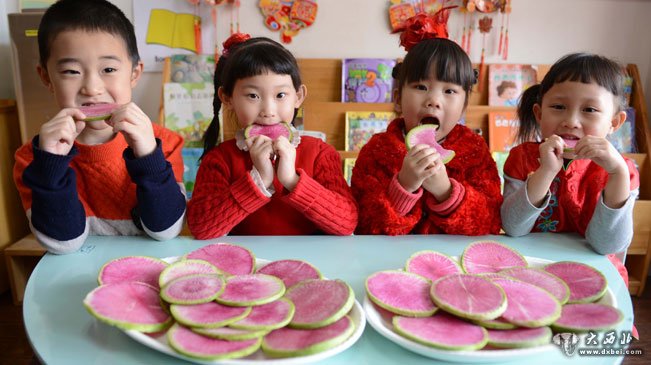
[187,34,358,239]
[351,13,502,235]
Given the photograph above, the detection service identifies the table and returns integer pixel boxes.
[23,233,633,365]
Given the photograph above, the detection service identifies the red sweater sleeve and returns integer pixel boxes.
[187,148,270,239]
[283,144,358,235]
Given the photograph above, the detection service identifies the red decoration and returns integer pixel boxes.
[398,6,455,52]
[259,0,318,44]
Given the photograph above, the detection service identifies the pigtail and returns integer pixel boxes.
[516,84,541,144]
[201,54,227,159]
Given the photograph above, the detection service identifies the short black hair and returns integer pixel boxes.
[395,38,475,105]
[38,0,140,68]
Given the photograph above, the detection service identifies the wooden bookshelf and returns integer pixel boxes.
[223,59,651,296]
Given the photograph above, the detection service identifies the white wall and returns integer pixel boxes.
[2,0,651,125]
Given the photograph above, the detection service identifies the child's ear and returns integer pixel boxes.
[130,61,144,88]
[393,88,401,113]
[533,103,542,124]
[294,84,307,108]
[36,64,54,93]
[609,110,627,133]
[218,87,231,108]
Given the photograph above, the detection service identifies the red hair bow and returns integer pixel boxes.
[222,33,251,56]
[399,6,456,52]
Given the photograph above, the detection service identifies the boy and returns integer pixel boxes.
[13,0,186,254]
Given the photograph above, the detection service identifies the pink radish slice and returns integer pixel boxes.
[170,301,251,328]
[552,303,623,333]
[393,312,488,351]
[286,279,354,329]
[487,327,552,349]
[216,274,285,307]
[366,270,436,317]
[500,267,570,304]
[474,317,517,330]
[261,316,355,357]
[79,103,118,121]
[461,241,528,274]
[230,298,295,330]
[167,323,261,360]
[430,274,506,321]
[193,326,268,341]
[492,278,561,327]
[257,259,321,288]
[186,243,255,276]
[98,256,167,290]
[160,274,225,305]
[159,259,223,288]
[405,124,455,164]
[83,282,171,332]
[543,261,607,303]
[405,250,462,282]
[244,122,292,140]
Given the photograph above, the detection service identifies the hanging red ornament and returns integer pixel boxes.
[259,0,318,43]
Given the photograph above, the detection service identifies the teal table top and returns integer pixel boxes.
[23,233,632,365]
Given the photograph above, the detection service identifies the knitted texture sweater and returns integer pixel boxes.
[352,119,502,235]
[14,124,186,253]
[187,136,358,239]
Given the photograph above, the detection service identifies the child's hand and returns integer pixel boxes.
[109,102,156,158]
[246,135,274,188]
[574,136,627,175]
[398,144,439,193]
[273,136,299,191]
[38,108,86,156]
[421,156,452,201]
[538,135,564,175]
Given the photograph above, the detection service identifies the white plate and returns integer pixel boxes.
[363,256,616,364]
[123,257,366,365]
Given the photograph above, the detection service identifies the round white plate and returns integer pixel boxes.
[123,257,366,365]
[363,256,616,363]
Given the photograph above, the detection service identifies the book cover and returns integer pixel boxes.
[345,111,395,152]
[608,106,637,153]
[146,9,199,52]
[342,58,396,103]
[169,54,215,83]
[343,158,356,186]
[182,148,202,199]
[163,82,214,148]
[488,64,537,107]
[488,111,520,152]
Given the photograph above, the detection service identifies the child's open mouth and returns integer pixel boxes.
[420,116,440,130]
[560,135,579,152]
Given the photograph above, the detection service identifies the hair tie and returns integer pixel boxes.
[222,32,251,57]
[473,69,480,85]
[392,62,402,79]
[399,6,456,52]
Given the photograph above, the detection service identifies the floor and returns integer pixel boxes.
[0,285,649,364]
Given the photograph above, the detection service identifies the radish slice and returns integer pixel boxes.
[286,279,354,329]
[257,259,322,288]
[366,270,437,317]
[216,274,285,307]
[430,274,506,321]
[487,327,552,349]
[229,298,295,331]
[393,312,488,351]
[492,278,561,327]
[186,243,255,276]
[262,316,355,357]
[193,326,268,341]
[461,241,528,274]
[552,303,623,333]
[79,103,118,121]
[500,267,570,304]
[160,274,225,305]
[167,323,261,360]
[170,301,250,328]
[159,259,223,288]
[98,256,167,290]
[543,261,607,303]
[405,250,461,282]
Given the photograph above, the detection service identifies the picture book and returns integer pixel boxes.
[163,82,214,148]
[488,111,520,152]
[182,148,202,199]
[623,72,633,106]
[20,0,56,11]
[488,64,537,107]
[345,111,395,152]
[342,58,396,103]
[608,106,637,153]
[343,158,356,186]
[169,54,215,83]
[146,9,199,52]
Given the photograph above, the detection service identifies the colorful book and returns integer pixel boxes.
[343,158,356,186]
[608,106,637,153]
[163,82,214,148]
[146,9,199,52]
[345,111,395,152]
[488,111,520,152]
[182,148,202,199]
[342,58,396,103]
[488,64,537,107]
[169,54,215,83]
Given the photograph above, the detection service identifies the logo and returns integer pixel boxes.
[553,333,579,356]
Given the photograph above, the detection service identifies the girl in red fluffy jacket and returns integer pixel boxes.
[351,13,502,235]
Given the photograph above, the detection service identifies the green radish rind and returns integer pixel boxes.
[167,323,262,360]
[158,259,224,288]
[169,303,251,329]
[461,241,528,274]
[365,270,437,317]
[430,274,507,321]
[543,261,608,304]
[97,255,168,287]
[288,279,355,329]
[82,114,112,122]
[500,267,571,305]
[229,297,295,331]
[83,282,172,333]
[216,274,286,307]
[551,303,624,333]
[160,274,225,305]
[473,318,517,330]
[404,250,462,281]
[487,327,553,349]
[244,122,293,140]
[192,326,269,341]
[393,315,488,351]
[261,316,355,358]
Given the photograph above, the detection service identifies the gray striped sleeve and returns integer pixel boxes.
[501,174,550,237]
[585,188,638,256]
